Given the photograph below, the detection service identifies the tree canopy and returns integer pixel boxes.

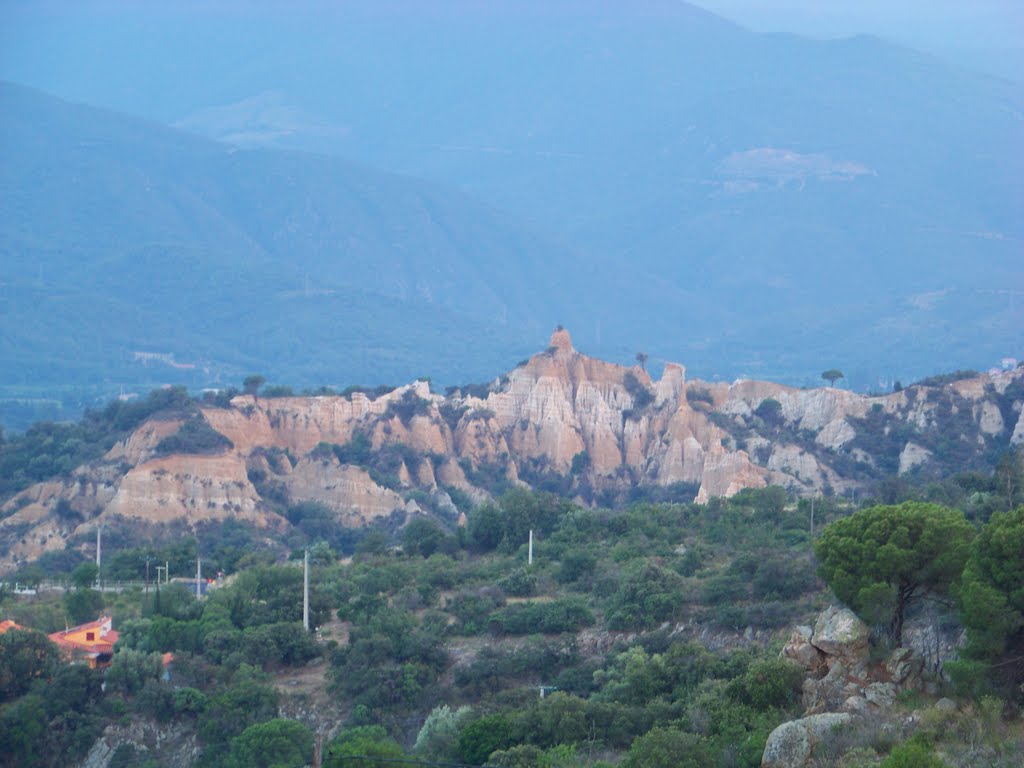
[815,502,974,645]
[956,506,1024,693]
[821,369,844,386]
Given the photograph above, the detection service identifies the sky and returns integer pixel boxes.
[691,0,1023,77]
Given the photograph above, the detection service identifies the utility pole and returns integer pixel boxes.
[94,524,102,589]
[303,548,310,631]
[196,557,202,600]
[528,530,534,566]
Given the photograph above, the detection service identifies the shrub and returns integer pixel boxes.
[881,740,949,768]
[154,415,233,456]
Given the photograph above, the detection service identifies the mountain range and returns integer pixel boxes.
[0,1,1021,429]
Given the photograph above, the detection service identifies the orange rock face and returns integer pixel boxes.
[2,330,1021,573]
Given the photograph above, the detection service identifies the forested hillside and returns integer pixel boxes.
[2,482,1021,767]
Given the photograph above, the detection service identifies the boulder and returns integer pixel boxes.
[802,661,850,713]
[811,605,870,665]
[934,697,958,714]
[863,682,898,708]
[761,712,854,768]
[841,696,869,714]
[782,626,827,675]
[886,647,924,688]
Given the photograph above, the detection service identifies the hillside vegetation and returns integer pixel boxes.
[2,482,1021,767]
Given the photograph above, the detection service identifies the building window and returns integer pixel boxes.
[86,632,95,641]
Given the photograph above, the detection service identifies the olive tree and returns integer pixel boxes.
[815,502,974,646]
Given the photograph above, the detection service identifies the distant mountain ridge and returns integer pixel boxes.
[0,2,1020,395]
[0,80,679,396]
[2,328,1020,573]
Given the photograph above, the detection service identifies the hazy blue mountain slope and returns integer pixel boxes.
[3,82,663,403]
[0,2,1021,389]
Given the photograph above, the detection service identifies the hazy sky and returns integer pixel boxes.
[691,0,1024,48]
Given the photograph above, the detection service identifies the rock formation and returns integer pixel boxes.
[1,330,1021,572]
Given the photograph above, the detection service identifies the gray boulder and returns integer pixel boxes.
[761,712,855,768]
[811,605,870,664]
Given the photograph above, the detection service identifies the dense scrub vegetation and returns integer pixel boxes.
[3,471,1022,766]
[2,380,1024,766]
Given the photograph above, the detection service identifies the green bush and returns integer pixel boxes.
[154,414,233,456]
[880,740,949,768]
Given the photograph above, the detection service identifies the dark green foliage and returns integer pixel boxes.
[498,567,537,597]
[881,740,950,768]
[570,450,591,475]
[488,598,593,635]
[822,369,844,386]
[688,386,714,404]
[448,587,506,635]
[329,432,372,466]
[754,398,783,428]
[243,375,266,397]
[468,488,573,552]
[199,665,280,746]
[956,506,1024,697]
[322,434,425,491]
[727,658,804,711]
[226,718,313,768]
[0,386,191,498]
[63,587,105,625]
[260,385,294,398]
[0,629,60,703]
[324,725,406,767]
[622,727,715,768]
[401,516,452,558]
[284,501,359,554]
[383,389,432,425]
[458,713,516,765]
[913,370,979,388]
[608,562,685,629]
[623,371,654,418]
[154,414,233,456]
[816,502,975,645]
[70,561,99,588]
[752,556,816,600]
[105,648,163,696]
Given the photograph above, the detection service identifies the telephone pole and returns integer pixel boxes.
[95,524,102,588]
[303,548,310,631]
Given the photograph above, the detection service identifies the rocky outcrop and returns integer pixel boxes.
[784,606,930,717]
[283,458,404,525]
[898,442,932,475]
[2,331,1021,572]
[810,606,870,663]
[79,719,200,768]
[761,712,854,768]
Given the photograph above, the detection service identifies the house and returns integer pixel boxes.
[48,616,119,669]
[0,619,28,634]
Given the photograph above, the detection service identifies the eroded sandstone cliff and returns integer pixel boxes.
[1,330,1021,572]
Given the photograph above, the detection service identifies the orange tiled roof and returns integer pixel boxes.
[0,619,28,634]
[48,615,119,656]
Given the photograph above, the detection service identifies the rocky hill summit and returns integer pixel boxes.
[1,329,1021,572]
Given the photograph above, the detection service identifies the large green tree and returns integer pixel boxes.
[815,502,974,645]
[0,629,60,703]
[226,718,313,768]
[956,507,1024,693]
